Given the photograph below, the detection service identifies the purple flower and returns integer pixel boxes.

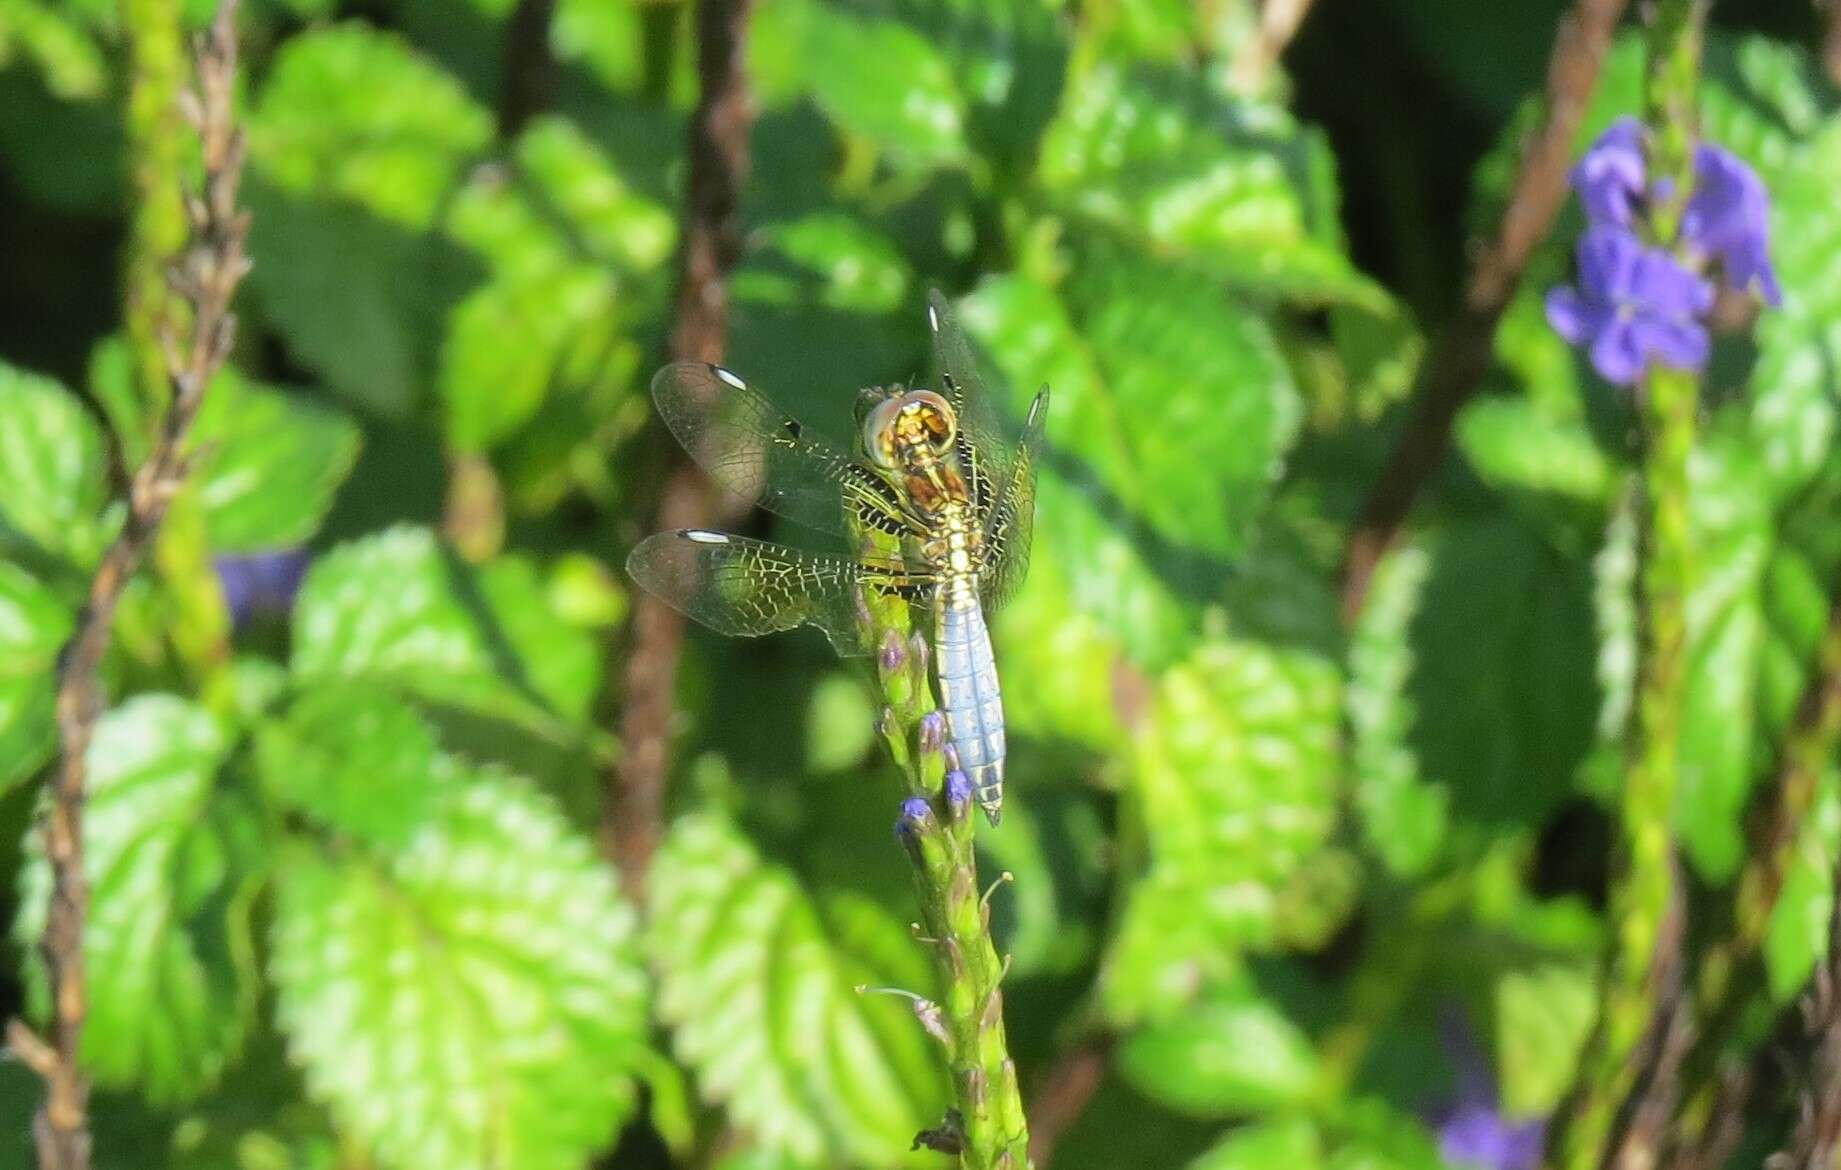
[1571,118,1648,228]
[1683,143,1782,306]
[879,630,906,677]
[215,548,310,627]
[895,795,936,842]
[1546,226,1714,385]
[1440,1104,1545,1170]
[919,712,947,754]
[1433,1012,1546,1170]
[944,769,973,820]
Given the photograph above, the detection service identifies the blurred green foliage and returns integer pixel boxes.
[0,0,1838,1168]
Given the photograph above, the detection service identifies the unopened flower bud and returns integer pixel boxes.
[944,770,973,820]
[919,711,947,753]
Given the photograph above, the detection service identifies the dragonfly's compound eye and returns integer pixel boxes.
[903,390,958,454]
[862,396,904,469]
[865,389,957,468]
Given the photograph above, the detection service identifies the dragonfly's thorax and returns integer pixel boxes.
[858,386,985,603]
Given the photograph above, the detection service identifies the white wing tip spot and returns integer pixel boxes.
[685,530,731,544]
[712,366,746,390]
[927,304,939,332]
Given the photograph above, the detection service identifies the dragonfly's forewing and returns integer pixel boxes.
[652,362,910,538]
[927,290,1017,524]
[626,529,928,657]
[979,386,1048,612]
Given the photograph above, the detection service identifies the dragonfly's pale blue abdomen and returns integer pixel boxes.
[936,599,1006,824]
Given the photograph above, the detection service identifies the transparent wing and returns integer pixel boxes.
[927,290,1015,524]
[627,529,930,657]
[979,386,1048,613]
[652,361,912,538]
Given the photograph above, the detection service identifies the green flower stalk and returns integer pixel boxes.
[863,568,1031,1169]
[1555,3,1708,1166]
[124,0,233,680]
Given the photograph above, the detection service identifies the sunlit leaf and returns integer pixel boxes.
[1346,545,1448,876]
[248,23,492,229]
[757,0,969,165]
[291,526,600,732]
[961,259,1297,668]
[0,561,69,794]
[16,696,260,1102]
[648,814,946,1165]
[1188,1117,1325,1170]
[1037,62,1387,310]
[1104,638,1340,1022]
[0,0,107,99]
[270,765,647,1170]
[191,366,362,552]
[1494,961,1595,1118]
[0,360,111,572]
[254,683,448,849]
[1118,984,1320,1117]
[1765,775,1841,1003]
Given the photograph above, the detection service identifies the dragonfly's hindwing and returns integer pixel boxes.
[936,600,1006,825]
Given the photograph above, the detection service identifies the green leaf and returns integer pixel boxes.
[989,545,1129,751]
[0,360,111,572]
[245,179,484,419]
[1396,515,1599,829]
[436,115,671,453]
[248,23,492,229]
[0,1,107,99]
[647,814,946,1165]
[888,0,1069,171]
[1323,1099,1447,1170]
[1188,1117,1325,1170]
[1104,638,1340,1022]
[1457,395,1615,509]
[723,214,922,427]
[254,683,448,848]
[15,696,258,1102]
[1765,775,1841,1003]
[271,765,646,1170]
[0,561,70,794]
[1671,433,1841,879]
[757,0,969,165]
[291,526,600,731]
[1036,63,1387,310]
[804,672,877,774]
[191,365,362,551]
[960,259,1298,668]
[436,265,623,451]
[1494,961,1595,1118]
[1187,1103,1447,1170]
[447,114,676,279]
[1118,987,1320,1117]
[1346,545,1448,876]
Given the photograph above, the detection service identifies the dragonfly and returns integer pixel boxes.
[627,291,1047,825]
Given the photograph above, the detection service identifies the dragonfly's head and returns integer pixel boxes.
[859,386,958,473]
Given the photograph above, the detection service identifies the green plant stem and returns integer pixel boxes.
[868,581,1030,1170]
[125,0,187,425]
[125,0,231,680]
[1556,8,1706,1168]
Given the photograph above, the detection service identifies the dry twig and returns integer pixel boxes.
[606,0,756,895]
[1227,0,1320,92]
[1768,850,1841,1170]
[1339,0,1629,621]
[1026,1035,1112,1168]
[11,6,249,1168]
